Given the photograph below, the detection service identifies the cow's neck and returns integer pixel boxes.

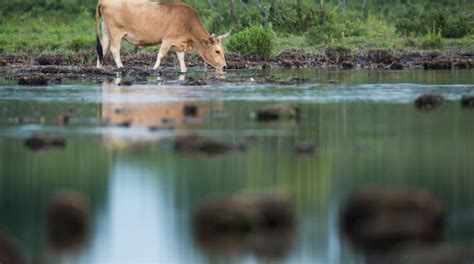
[190,26,211,53]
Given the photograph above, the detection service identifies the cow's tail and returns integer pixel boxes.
[96,3,104,65]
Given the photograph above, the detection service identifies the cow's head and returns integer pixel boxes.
[199,33,230,69]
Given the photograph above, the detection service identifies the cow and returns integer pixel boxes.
[95,0,229,72]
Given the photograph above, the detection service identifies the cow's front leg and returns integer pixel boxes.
[110,38,124,68]
[153,43,171,70]
[176,51,187,73]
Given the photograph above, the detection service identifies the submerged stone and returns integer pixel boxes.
[461,95,474,109]
[17,74,48,86]
[294,143,317,156]
[194,193,296,259]
[46,191,90,252]
[173,135,236,156]
[390,62,404,70]
[341,188,445,252]
[414,94,444,111]
[24,134,66,151]
[256,104,301,122]
[183,104,198,117]
[0,233,25,264]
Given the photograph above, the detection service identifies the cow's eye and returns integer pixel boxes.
[215,50,221,54]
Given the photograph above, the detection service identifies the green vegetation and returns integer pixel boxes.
[226,25,276,57]
[0,0,473,57]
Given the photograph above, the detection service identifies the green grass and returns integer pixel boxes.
[0,13,472,57]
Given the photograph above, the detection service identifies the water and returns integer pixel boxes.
[0,69,473,263]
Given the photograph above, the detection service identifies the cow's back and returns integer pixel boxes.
[100,1,203,46]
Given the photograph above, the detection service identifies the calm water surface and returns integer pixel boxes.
[0,69,473,263]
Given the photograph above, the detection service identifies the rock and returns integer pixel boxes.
[58,115,70,126]
[453,60,472,69]
[294,143,317,156]
[18,74,48,86]
[341,61,354,69]
[341,188,445,252]
[118,80,133,86]
[414,94,444,111]
[256,104,301,122]
[423,60,452,70]
[194,193,295,258]
[390,62,404,70]
[0,233,25,264]
[461,95,474,109]
[46,191,90,252]
[183,104,198,117]
[173,135,234,156]
[368,50,394,64]
[24,135,66,151]
[0,59,7,67]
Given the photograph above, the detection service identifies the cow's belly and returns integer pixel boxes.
[124,33,161,48]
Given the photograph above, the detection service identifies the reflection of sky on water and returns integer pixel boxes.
[84,159,192,263]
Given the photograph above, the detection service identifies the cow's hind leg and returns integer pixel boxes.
[96,31,110,69]
[153,42,171,70]
[176,51,187,73]
[110,35,124,68]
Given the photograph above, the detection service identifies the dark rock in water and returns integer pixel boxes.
[46,191,90,252]
[0,233,25,264]
[194,193,295,259]
[256,104,301,122]
[415,94,444,111]
[195,193,295,234]
[118,80,133,86]
[390,62,404,70]
[294,143,317,156]
[24,134,66,151]
[184,76,207,86]
[0,59,7,67]
[183,104,198,117]
[18,75,48,86]
[325,47,352,63]
[58,115,70,126]
[341,61,354,69]
[368,50,394,64]
[173,135,234,156]
[423,60,452,70]
[262,63,271,70]
[117,120,132,127]
[341,188,445,252]
[461,95,474,109]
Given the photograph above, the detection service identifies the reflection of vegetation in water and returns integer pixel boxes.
[0,123,112,256]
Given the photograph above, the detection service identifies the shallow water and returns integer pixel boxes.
[0,69,473,263]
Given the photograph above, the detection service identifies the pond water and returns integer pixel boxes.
[0,69,473,263]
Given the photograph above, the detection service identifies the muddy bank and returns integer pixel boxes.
[0,49,472,82]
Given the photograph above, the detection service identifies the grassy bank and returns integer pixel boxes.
[0,1,473,58]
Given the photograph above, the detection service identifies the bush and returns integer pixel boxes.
[395,7,472,38]
[226,25,276,57]
[421,25,443,49]
[305,22,344,45]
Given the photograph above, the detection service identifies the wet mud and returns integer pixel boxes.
[0,50,472,84]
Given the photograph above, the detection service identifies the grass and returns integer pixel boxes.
[0,13,472,57]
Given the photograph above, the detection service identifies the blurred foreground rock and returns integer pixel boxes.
[341,188,445,252]
[414,94,444,111]
[461,95,474,109]
[0,233,25,264]
[172,135,244,156]
[256,104,301,122]
[194,193,296,259]
[24,134,66,151]
[46,191,90,252]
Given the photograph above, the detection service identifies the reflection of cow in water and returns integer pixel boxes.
[100,79,213,147]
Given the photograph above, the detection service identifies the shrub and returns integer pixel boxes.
[305,23,344,45]
[226,25,276,57]
[421,25,443,49]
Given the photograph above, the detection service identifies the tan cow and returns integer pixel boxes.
[95,0,229,72]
